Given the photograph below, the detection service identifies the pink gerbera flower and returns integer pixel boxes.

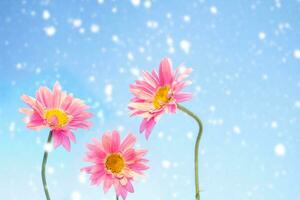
[20,81,92,151]
[82,130,148,200]
[128,58,192,139]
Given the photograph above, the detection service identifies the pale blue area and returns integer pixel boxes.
[0,0,300,200]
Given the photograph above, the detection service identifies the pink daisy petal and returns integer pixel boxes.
[123,149,136,161]
[139,118,148,133]
[103,177,113,193]
[62,136,71,151]
[36,86,53,108]
[167,103,177,113]
[135,149,148,158]
[143,118,156,140]
[120,134,136,152]
[66,131,76,142]
[52,131,63,149]
[159,58,173,86]
[111,130,121,153]
[129,163,149,171]
[142,71,158,89]
[21,95,44,116]
[26,112,45,129]
[120,188,128,200]
[60,95,73,111]
[126,181,134,193]
[52,81,62,108]
[173,92,193,102]
[102,132,112,153]
[119,177,128,186]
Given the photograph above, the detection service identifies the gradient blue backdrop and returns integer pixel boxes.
[0,0,299,199]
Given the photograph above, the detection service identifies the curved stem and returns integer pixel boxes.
[41,131,53,200]
[177,104,203,200]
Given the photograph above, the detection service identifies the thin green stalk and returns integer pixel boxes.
[41,131,53,200]
[177,104,204,200]
[116,195,119,200]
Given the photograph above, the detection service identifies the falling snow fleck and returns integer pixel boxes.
[44,142,53,153]
[158,131,164,139]
[130,67,140,77]
[42,10,50,20]
[112,35,119,43]
[35,67,41,74]
[210,6,218,15]
[78,173,86,184]
[16,63,23,69]
[47,166,55,175]
[71,191,81,200]
[79,28,85,34]
[44,26,56,37]
[112,7,118,13]
[294,101,300,108]
[233,126,241,135]
[90,24,100,33]
[293,49,300,59]
[131,0,140,7]
[166,36,175,54]
[258,32,266,40]
[104,84,113,101]
[9,122,15,132]
[209,105,216,112]
[89,76,95,82]
[187,131,193,139]
[144,0,152,8]
[162,160,171,169]
[271,121,278,129]
[262,74,268,80]
[180,40,191,54]
[274,144,285,156]
[72,19,82,28]
[183,15,191,22]
[127,52,134,61]
[147,20,159,29]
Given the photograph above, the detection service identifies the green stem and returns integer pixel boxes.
[177,104,204,200]
[41,131,53,200]
[116,195,119,200]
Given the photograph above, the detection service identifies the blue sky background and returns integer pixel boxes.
[0,0,300,199]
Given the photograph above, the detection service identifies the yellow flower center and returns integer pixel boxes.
[153,86,171,109]
[105,154,125,174]
[44,109,69,128]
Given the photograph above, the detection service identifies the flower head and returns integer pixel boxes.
[82,130,148,200]
[20,81,92,151]
[129,58,192,139]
